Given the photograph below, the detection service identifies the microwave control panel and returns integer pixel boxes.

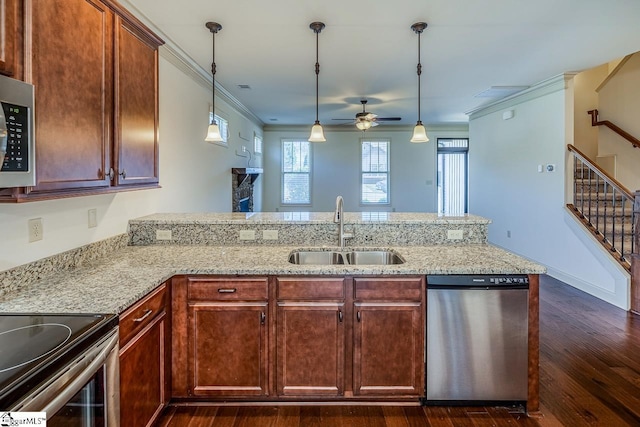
[1,101,30,172]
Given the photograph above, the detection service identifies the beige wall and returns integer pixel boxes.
[573,64,608,159]
[597,52,640,191]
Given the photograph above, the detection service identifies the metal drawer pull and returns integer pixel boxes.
[260,312,266,325]
[338,310,343,322]
[217,288,237,293]
[133,309,153,322]
[357,311,361,322]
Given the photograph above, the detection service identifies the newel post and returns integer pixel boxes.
[631,191,640,314]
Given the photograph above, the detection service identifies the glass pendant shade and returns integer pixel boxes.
[308,122,326,142]
[205,123,223,142]
[356,120,372,131]
[410,121,429,143]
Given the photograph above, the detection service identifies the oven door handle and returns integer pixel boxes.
[13,329,120,420]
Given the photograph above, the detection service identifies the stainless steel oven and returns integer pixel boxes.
[0,314,119,426]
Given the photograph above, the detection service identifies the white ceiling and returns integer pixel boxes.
[126,0,640,127]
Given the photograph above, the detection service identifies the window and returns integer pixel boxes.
[361,139,389,204]
[254,133,263,154]
[208,110,229,146]
[282,140,311,204]
[437,138,469,216]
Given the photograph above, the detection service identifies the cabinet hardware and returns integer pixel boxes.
[260,312,266,325]
[357,311,361,322]
[118,169,127,179]
[106,168,115,180]
[133,309,153,322]
[338,310,343,322]
[217,288,237,293]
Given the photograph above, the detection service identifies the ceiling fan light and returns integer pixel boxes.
[309,122,326,142]
[410,122,429,143]
[205,123,223,142]
[356,120,372,131]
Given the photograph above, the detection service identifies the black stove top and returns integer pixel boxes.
[0,313,118,409]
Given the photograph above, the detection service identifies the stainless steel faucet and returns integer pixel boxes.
[334,196,354,249]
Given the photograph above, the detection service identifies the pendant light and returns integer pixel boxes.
[410,22,429,143]
[205,21,223,143]
[308,22,326,142]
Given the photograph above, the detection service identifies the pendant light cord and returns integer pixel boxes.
[416,31,422,123]
[314,28,320,124]
[211,30,217,124]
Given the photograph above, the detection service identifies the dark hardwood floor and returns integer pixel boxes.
[155,275,640,426]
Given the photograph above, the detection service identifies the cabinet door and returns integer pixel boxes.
[276,302,345,396]
[188,302,268,397]
[30,0,112,192]
[113,16,159,187]
[353,302,423,396]
[120,312,166,427]
[0,0,17,76]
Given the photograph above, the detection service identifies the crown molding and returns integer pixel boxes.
[467,73,577,121]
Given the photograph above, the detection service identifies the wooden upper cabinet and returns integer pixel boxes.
[114,16,159,186]
[0,0,18,76]
[30,0,113,193]
[0,0,163,201]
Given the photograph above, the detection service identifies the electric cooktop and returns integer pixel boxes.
[0,313,118,410]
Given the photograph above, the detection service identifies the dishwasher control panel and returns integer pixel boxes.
[426,274,529,287]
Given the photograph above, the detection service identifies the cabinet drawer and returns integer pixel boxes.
[120,283,167,345]
[277,277,345,300]
[354,277,423,301]
[188,277,268,301]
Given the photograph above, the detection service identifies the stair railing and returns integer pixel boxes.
[567,144,636,268]
[588,109,640,150]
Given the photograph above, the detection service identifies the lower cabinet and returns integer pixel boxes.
[172,275,424,401]
[119,282,169,427]
[276,277,346,396]
[353,277,425,397]
[186,277,269,397]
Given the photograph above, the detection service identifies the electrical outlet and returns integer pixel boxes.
[447,229,463,240]
[28,218,43,242]
[88,209,98,228]
[263,230,278,240]
[239,230,256,240]
[156,230,172,241]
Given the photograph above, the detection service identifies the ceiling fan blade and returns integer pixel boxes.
[376,117,402,121]
[332,119,355,121]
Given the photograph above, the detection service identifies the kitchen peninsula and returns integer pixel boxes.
[0,212,545,422]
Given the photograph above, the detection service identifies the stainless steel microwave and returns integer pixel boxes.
[0,75,35,187]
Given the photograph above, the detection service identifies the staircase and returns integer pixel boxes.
[568,145,635,270]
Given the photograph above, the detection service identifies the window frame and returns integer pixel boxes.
[436,138,469,216]
[254,132,263,154]
[360,138,391,206]
[281,139,312,206]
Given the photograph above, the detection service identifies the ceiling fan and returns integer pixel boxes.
[332,99,401,130]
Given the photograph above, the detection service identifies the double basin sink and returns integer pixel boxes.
[289,249,404,265]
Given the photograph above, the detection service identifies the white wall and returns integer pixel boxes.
[597,52,640,191]
[468,75,630,310]
[262,126,468,212]
[0,52,262,272]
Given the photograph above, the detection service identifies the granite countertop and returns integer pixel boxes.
[0,243,545,315]
[130,212,492,225]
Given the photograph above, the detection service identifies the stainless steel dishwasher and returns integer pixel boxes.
[425,274,529,404]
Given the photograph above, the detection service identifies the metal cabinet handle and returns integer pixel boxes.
[119,169,127,179]
[133,309,153,322]
[217,288,237,293]
[338,310,343,322]
[260,312,266,325]
[357,311,361,322]
[105,167,114,180]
